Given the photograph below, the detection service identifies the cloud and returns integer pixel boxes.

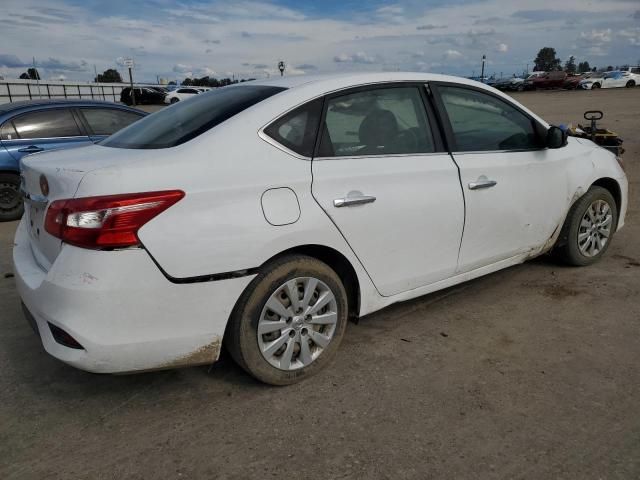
[633,10,640,21]
[619,27,640,45]
[296,64,317,71]
[511,10,566,22]
[416,24,447,30]
[241,31,252,38]
[497,43,508,53]
[333,52,377,64]
[0,54,29,68]
[204,39,221,44]
[580,28,612,44]
[473,17,501,26]
[172,63,193,74]
[443,49,463,60]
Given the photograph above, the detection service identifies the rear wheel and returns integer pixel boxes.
[226,255,348,385]
[0,173,23,222]
[170,97,179,104]
[554,186,617,266]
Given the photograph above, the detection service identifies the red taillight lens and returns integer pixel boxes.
[45,190,185,249]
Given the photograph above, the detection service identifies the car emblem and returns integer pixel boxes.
[39,174,49,197]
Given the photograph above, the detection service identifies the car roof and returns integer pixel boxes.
[248,72,492,91]
[0,99,144,115]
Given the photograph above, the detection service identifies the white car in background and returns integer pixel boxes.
[14,73,627,385]
[163,87,201,104]
[600,70,639,89]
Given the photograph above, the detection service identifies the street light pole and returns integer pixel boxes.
[481,55,486,81]
[278,61,285,77]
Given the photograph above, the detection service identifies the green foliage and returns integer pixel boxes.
[533,47,561,72]
[94,69,123,83]
[564,56,576,74]
[577,61,591,73]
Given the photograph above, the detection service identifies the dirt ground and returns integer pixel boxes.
[1,88,638,480]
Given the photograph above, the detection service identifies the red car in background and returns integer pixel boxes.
[524,71,567,90]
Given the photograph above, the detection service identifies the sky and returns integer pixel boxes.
[0,0,639,82]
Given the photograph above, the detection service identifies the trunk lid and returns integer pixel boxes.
[20,144,143,269]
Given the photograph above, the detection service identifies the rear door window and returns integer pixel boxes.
[101,85,286,149]
[80,108,143,136]
[11,109,83,139]
[318,86,435,157]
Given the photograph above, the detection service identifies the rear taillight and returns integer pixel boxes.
[45,190,184,249]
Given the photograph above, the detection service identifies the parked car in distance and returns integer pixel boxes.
[14,73,627,385]
[578,72,606,89]
[494,76,525,91]
[562,73,587,90]
[120,87,166,106]
[0,100,145,221]
[525,71,567,90]
[599,70,639,89]
[164,88,201,104]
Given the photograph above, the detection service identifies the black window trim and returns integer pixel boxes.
[314,82,446,160]
[3,107,88,142]
[428,81,550,154]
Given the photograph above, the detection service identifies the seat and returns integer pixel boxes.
[358,109,399,155]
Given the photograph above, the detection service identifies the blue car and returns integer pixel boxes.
[0,100,146,221]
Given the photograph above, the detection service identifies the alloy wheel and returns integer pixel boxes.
[578,199,613,257]
[257,277,338,371]
[0,181,20,213]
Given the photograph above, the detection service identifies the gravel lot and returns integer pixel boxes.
[1,88,638,479]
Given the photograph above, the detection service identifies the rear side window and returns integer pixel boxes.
[81,108,143,136]
[12,109,82,139]
[438,86,542,152]
[0,121,18,140]
[264,98,323,157]
[102,85,286,149]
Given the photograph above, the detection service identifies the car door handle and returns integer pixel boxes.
[18,146,44,153]
[468,179,497,190]
[333,194,377,208]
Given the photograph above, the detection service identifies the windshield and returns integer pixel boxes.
[101,85,286,149]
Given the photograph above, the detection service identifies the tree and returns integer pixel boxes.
[606,65,613,71]
[577,61,591,73]
[27,68,40,80]
[168,80,176,85]
[19,72,30,79]
[533,47,561,72]
[94,68,122,83]
[564,56,576,74]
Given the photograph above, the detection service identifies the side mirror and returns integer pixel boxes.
[546,126,567,149]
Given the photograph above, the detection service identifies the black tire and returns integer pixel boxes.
[626,80,636,88]
[170,97,179,104]
[554,186,617,266]
[226,255,348,385]
[517,84,524,92]
[0,173,23,222]
[591,83,601,89]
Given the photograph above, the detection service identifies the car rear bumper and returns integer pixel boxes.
[12,218,254,373]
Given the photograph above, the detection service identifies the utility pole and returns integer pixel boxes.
[94,65,98,83]
[33,57,42,98]
[480,54,486,81]
[278,61,285,77]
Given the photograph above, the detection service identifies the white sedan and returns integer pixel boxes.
[163,87,201,104]
[599,71,639,89]
[14,73,628,385]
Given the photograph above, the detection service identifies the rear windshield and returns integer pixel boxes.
[101,85,286,149]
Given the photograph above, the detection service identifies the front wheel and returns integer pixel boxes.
[226,255,348,385]
[626,80,636,88]
[591,83,601,89]
[170,97,179,104]
[0,173,23,222]
[554,186,617,266]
